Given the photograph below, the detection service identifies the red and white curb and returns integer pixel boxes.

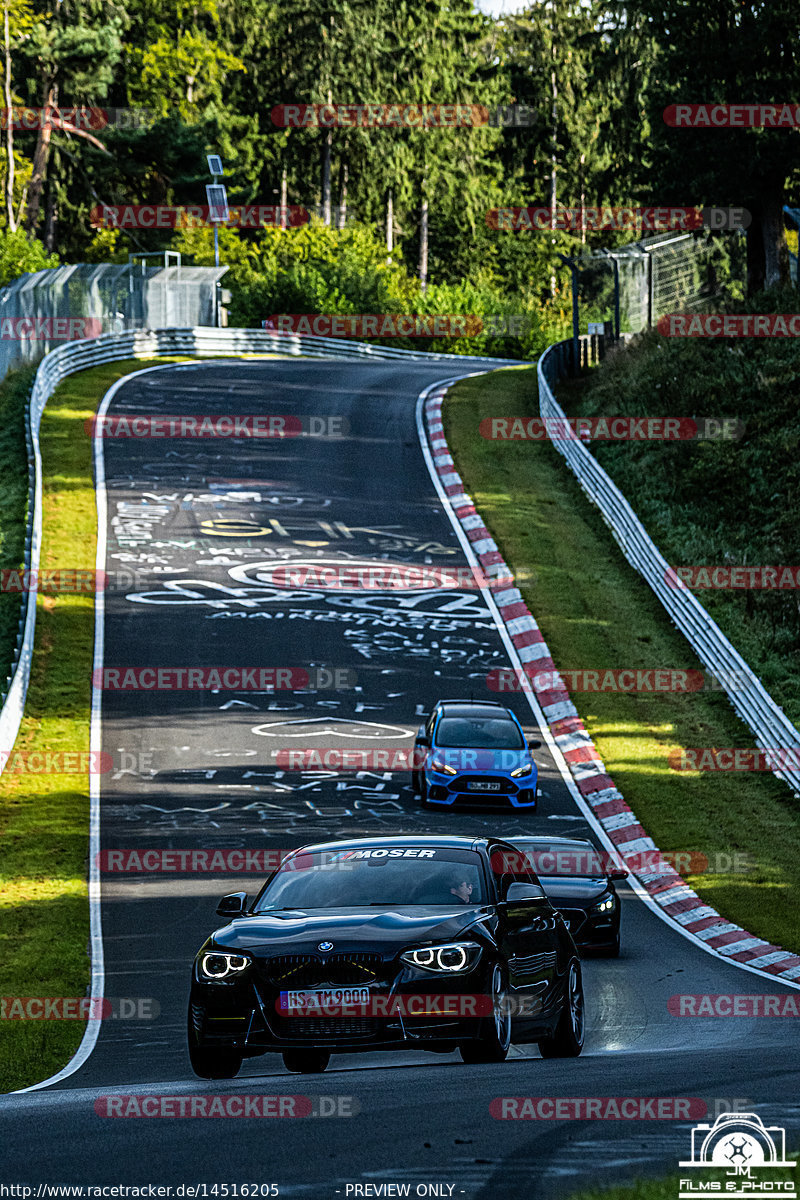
[423,379,800,987]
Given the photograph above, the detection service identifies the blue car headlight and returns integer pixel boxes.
[510,763,532,778]
[430,759,458,776]
[199,952,251,980]
[400,941,482,974]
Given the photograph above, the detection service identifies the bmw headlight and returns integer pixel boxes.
[400,941,482,974]
[431,759,457,776]
[593,895,616,913]
[200,952,251,980]
[511,763,532,777]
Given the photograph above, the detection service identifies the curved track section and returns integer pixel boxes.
[2,358,799,1197]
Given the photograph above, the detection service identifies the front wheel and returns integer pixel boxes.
[282,1049,330,1074]
[187,1009,243,1078]
[459,964,511,1064]
[601,930,621,958]
[538,960,584,1058]
[188,1041,243,1079]
[419,775,434,810]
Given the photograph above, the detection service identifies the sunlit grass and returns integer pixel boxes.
[445,367,800,954]
[0,357,185,1093]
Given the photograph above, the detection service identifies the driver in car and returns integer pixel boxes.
[449,874,474,903]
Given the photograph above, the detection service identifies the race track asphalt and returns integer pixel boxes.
[2,358,798,1197]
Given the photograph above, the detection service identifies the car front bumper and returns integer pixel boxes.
[424,771,537,808]
[189,964,498,1053]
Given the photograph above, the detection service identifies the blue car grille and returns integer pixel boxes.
[448,775,516,794]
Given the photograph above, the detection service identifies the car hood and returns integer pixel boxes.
[539,877,610,904]
[212,905,494,954]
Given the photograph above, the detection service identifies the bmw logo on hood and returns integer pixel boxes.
[318,942,334,953]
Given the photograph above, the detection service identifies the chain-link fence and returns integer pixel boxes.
[0,261,229,381]
[574,229,747,335]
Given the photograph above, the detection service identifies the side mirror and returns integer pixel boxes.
[416,724,429,746]
[216,891,248,917]
[528,739,542,750]
[608,868,627,881]
[505,882,546,903]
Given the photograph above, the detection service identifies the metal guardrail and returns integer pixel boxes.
[538,336,800,798]
[0,326,518,774]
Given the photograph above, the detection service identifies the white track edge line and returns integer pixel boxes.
[15,361,196,1093]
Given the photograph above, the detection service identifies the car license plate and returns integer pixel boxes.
[279,987,370,1013]
[468,781,501,791]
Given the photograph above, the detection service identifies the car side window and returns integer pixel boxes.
[426,711,437,740]
[491,845,541,896]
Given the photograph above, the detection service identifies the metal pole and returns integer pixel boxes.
[214,224,219,270]
[612,257,620,340]
[571,264,579,374]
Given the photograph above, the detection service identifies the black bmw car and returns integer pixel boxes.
[507,836,626,956]
[187,835,585,1077]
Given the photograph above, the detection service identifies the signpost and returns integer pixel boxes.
[206,156,228,271]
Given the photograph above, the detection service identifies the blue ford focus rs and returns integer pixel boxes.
[411,699,541,810]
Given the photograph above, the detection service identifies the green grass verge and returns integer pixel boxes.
[0,357,185,1094]
[444,365,800,953]
[556,321,800,728]
[566,1155,800,1200]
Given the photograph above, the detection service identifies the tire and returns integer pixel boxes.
[459,964,511,1064]
[188,1041,243,1079]
[187,1008,243,1078]
[602,930,621,958]
[411,768,421,795]
[282,1048,330,1074]
[538,960,584,1058]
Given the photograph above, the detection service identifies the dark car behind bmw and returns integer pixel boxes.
[187,835,584,1077]
[507,836,626,956]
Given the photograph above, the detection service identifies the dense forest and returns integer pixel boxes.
[2,0,800,322]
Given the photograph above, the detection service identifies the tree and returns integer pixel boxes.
[632,0,800,292]
[18,1,125,234]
